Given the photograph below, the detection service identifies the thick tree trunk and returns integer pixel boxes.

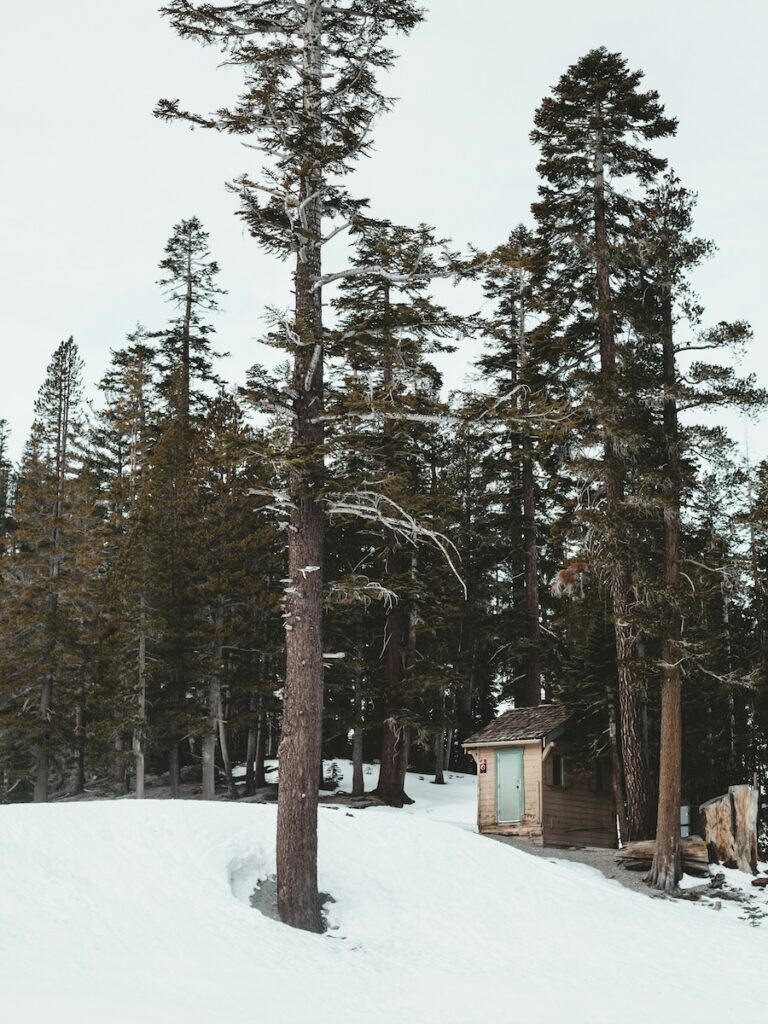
[593,131,651,841]
[375,601,405,805]
[648,289,683,890]
[517,266,541,707]
[276,0,325,933]
[700,787,758,873]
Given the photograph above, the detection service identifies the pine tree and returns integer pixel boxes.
[0,339,86,801]
[0,421,13,530]
[92,334,159,797]
[627,174,764,887]
[478,226,551,708]
[327,219,463,805]
[156,216,224,422]
[531,47,677,840]
[157,0,424,930]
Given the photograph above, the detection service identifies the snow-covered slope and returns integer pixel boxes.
[0,769,763,1023]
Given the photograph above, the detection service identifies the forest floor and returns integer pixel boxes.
[3,761,767,1023]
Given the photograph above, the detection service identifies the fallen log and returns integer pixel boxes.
[615,836,709,876]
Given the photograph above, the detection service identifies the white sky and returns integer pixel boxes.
[1,0,766,460]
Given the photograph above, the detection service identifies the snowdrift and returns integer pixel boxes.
[0,771,763,1023]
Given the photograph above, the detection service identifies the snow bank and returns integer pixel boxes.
[0,771,764,1023]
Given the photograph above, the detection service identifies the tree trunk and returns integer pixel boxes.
[254,708,267,790]
[648,289,683,891]
[245,692,261,797]
[168,744,181,798]
[217,688,237,800]
[34,674,53,803]
[351,668,365,796]
[433,729,446,785]
[730,784,759,874]
[202,677,218,800]
[375,600,405,805]
[275,0,325,934]
[72,691,85,796]
[517,261,541,707]
[395,725,413,799]
[593,128,651,841]
[607,688,629,845]
[133,626,147,799]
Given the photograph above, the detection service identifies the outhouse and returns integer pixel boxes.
[463,704,616,848]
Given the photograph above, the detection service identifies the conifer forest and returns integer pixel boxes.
[2,0,767,959]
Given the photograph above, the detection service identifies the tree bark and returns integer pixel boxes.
[245,691,263,796]
[217,687,237,800]
[351,665,365,796]
[202,677,218,800]
[133,624,147,799]
[168,744,181,798]
[607,688,629,845]
[275,0,325,934]
[72,690,85,796]
[433,729,446,784]
[593,126,651,840]
[375,600,405,805]
[648,288,683,891]
[254,708,267,790]
[517,259,541,707]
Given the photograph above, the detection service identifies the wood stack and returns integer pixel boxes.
[615,835,709,876]
[699,785,758,873]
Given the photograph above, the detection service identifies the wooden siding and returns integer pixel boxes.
[541,741,616,848]
[475,742,542,840]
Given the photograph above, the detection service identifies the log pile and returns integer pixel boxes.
[615,836,709,877]
[700,784,758,874]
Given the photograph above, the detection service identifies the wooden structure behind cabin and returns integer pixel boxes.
[463,705,616,848]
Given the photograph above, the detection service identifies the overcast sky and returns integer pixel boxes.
[1,0,766,461]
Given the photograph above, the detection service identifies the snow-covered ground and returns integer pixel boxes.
[1,764,765,1023]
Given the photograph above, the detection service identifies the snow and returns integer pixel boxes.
[1,766,766,1023]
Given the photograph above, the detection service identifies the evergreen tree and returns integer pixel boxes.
[531,47,677,840]
[327,219,464,805]
[157,0,424,930]
[0,420,13,531]
[156,216,224,421]
[478,226,553,709]
[0,339,86,801]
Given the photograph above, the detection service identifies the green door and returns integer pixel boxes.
[496,748,524,823]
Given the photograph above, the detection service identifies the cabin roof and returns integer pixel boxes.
[463,704,571,747]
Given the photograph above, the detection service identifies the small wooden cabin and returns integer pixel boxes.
[463,705,616,848]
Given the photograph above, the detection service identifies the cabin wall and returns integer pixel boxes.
[541,739,616,848]
[474,742,543,841]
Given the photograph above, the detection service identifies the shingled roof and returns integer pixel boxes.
[463,704,571,746]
